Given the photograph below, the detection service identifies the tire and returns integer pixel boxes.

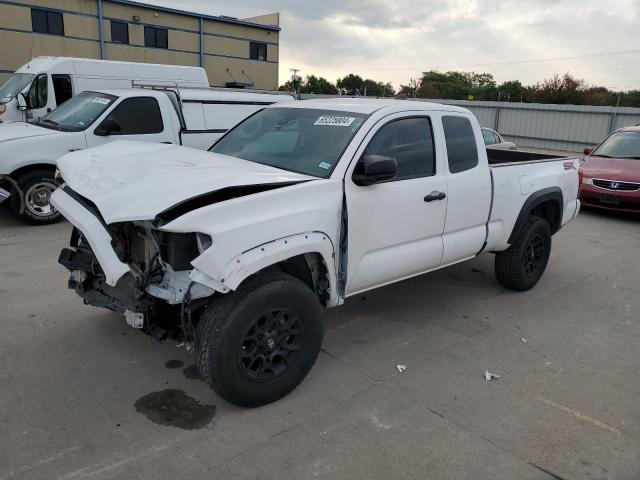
[195,270,323,407]
[495,215,552,291]
[9,169,62,225]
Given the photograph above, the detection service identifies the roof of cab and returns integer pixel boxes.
[270,97,471,115]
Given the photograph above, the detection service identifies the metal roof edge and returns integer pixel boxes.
[107,0,281,31]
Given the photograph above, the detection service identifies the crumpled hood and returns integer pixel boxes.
[0,121,58,143]
[56,140,315,224]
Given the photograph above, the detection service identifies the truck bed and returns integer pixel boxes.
[487,148,572,166]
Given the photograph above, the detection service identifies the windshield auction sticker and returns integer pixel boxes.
[314,116,356,127]
[90,97,112,105]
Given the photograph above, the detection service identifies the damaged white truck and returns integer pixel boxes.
[51,99,580,407]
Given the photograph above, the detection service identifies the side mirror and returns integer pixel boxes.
[352,154,399,186]
[583,147,593,156]
[16,93,28,111]
[94,118,122,136]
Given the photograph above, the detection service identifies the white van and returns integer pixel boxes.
[0,86,295,224]
[0,57,209,123]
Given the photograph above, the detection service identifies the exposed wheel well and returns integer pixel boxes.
[10,163,56,180]
[241,253,330,306]
[530,199,561,235]
[508,188,563,245]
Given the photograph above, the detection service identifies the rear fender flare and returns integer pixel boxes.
[508,187,563,244]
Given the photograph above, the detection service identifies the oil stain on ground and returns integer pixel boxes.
[134,389,215,429]
[165,359,184,369]
[182,364,201,380]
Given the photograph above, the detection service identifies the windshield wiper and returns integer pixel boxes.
[38,118,61,130]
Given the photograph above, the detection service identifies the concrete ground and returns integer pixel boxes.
[0,206,639,480]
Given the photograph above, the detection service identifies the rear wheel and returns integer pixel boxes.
[495,215,552,291]
[195,270,323,407]
[9,169,61,225]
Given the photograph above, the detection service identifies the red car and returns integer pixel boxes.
[579,125,640,212]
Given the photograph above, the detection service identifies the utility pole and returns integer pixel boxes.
[290,68,301,96]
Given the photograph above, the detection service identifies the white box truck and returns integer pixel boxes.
[0,57,209,123]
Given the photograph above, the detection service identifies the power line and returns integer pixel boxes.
[302,47,640,72]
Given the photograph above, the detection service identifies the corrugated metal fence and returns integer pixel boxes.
[299,94,640,152]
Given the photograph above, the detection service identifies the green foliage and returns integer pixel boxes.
[280,71,640,107]
[279,75,338,95]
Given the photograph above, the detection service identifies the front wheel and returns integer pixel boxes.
[495,215,552,291]
[195,270,323,407]
[9,169,62,225]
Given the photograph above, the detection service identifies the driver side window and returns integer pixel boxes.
[363,117,435,181]
[27,74,48,109]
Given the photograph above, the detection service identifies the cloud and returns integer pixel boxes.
[148,0,640,90]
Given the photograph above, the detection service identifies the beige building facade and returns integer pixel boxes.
[0,0,280,89]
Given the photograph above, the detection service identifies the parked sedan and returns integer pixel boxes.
[580,126,640,212]
[482,127,517,150]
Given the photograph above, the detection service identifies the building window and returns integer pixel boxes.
[31,8,64,36]
[144,26,168,49]
[250,42,267,61]
[111,21,129,44]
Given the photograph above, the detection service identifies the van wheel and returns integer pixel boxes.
[495,215,551,291]
[195,270,323,407]
[10,169,61,225]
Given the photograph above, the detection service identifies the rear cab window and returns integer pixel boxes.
[442,116,479,173]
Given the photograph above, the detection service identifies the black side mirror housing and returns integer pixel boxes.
[95,118,122,136]
[16,93,28,111]
[352,154,399,186]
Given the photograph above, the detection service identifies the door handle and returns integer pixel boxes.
[424,191,446,202]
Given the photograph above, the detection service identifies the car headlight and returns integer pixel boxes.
[196,233,213,253]
[582,176,593,185]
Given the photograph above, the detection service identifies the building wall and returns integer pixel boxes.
[0,0,279,88]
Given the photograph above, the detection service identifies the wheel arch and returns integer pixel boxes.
[508,187,563,245]
[190,232,340,307]
[9,162,57,179]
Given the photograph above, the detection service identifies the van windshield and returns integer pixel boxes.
[210,108,368,178]
[37,91,117,132]
[0,73,35,104]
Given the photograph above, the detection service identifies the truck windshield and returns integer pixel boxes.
[36,91,117,132]
[210,108,368,178]
[0,73,35,104]
[593,131,640,159]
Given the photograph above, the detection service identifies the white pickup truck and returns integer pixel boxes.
[52,99,580,407]
[0,87,294,224]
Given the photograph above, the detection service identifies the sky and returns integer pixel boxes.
[148,0,640,91]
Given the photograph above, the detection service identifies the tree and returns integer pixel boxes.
[414,71,496,100]
[497,80,526,102]
[279,76,338,95]
[336,74,365,95]
[526,74,592,105]
[300,75,338,95]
